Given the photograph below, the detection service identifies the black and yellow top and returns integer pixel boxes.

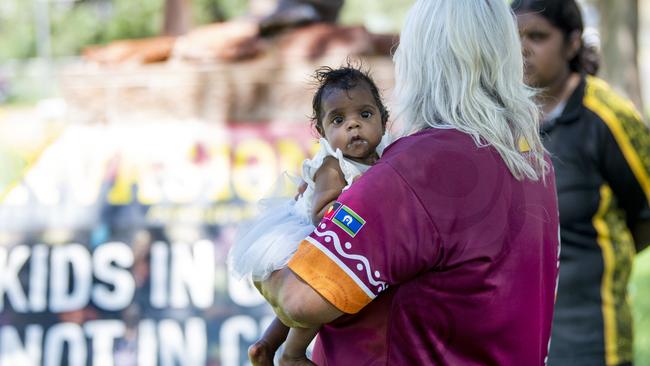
[544,75,650,366]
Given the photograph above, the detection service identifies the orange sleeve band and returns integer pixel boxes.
[288,240,372,314]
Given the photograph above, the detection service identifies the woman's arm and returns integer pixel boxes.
[310,156,347,225]
[633,219,650,252]
[253,158,347,329]
[255,268,344,328]
[595,99,650,253]
[257,159,439,329]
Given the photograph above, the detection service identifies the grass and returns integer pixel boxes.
[635,111,650,364]
[632,248,650,365]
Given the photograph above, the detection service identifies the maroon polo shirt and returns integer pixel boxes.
[289,127,560,365]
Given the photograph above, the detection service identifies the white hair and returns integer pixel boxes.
[393,0,548,181]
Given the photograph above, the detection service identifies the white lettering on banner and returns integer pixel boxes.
[2,126,315,208]
[44,323,86,366]
[0,241,275,364]
[0,245,30,312]
[29,245,48,312]
[0,241,253,312]
[259,315,274,332]
[84,320,125,366]
[232,139,278,203]
[138,320,157,366]
[67,130,108,206]
[208,143,233,201]
[2,184,29,205]
[227,275,266,307]
[49,244,92,313]
[0,324,43,366]
[150,241,169,308]
[163,165,205,205]
[92,242,135,311]
[170,241,216,309]
[24,155,61,205]
[159,318,207,366]
[220,316,259,366]
[107,136,306,206]
[138,159,166,205]
[0,244,138,313]
[0,318,220,366]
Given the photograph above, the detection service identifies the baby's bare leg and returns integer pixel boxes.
[249,317,290,366]
[279,327,319,366]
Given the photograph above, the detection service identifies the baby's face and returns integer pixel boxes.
[319,85,384,165]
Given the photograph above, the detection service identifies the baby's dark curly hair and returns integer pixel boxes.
[311,65,390,136]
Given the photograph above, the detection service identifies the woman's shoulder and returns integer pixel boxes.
[583,76,643,126]
[380,128,490,177]
[384,128,474,156]
[581,76,648,153]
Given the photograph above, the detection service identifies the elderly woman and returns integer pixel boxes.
[255,0,560,364]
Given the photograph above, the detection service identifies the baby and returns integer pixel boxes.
[228,65,390,365]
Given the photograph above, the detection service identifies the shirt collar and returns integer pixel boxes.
[540,74,586,134]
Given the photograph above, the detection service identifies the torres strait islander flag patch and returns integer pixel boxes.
[331,204,365,237]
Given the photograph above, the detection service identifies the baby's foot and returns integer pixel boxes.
[248,340,275,366]
[279,352,316,366]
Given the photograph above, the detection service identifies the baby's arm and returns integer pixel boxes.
[249,317,289,366]
[280,327,319,365]
[310,156,347,225]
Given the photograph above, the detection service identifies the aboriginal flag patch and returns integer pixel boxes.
[323,202,341,221]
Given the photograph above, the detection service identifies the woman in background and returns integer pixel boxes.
[513,1,650,365]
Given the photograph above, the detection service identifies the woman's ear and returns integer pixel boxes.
[565,30,582,61]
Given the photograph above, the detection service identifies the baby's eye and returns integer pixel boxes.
[332,116,344,125]
[361,111,373,119]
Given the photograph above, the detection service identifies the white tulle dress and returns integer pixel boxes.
[228,136,390,281]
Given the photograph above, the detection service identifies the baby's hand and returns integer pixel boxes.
[248,339,275,366]
[294,180,308,201]
[279,352,316,366]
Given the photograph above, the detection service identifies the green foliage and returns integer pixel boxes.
[50,0,164,57]
[0,0,255,61]
[192,0,248,25]
[98,0,164,41]
[0,1,37,60]
[0,0,420,61]
[0,0,166,60]
[340,0,415,33]
[631,248,650,366]
[0,0,421,67]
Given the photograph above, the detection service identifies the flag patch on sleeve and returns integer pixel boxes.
[332,205,365,237]
[323,202,342,221]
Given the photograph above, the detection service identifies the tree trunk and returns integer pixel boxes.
[594,0,643,110]
[163,0,193,36]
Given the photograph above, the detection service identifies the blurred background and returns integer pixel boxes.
[0,0,649,365]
